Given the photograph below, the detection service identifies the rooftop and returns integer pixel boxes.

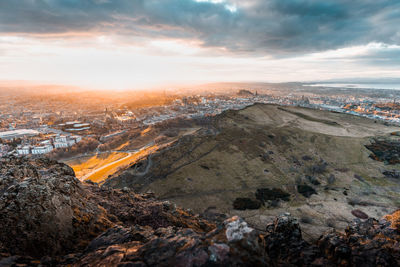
[0,129,39,139]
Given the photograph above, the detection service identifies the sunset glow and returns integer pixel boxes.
[0,0,399,89]
[2,2,400,264]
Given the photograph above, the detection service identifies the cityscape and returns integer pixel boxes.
[1,0,400,266]
[2,83,400,158]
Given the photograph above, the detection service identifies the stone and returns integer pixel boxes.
[224,216,254,242]
[351,209,369,219]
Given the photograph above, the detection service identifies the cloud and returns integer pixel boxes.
[0,0,399,55]
[352,44,400,66]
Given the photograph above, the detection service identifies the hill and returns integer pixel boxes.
[104,104,400,240]
[1,156,400,266]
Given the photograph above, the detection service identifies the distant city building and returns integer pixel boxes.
[0,129,39,140]
[100,130,127,141]
[31,145,53,155]
[54,142,69,148]
[115,116,136,124]
[15,134,82,156]
[65,122,91,132]
[65,121,81,126]
[16,145,30,155]
[55,135,67,143]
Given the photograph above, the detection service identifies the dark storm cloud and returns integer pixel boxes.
[0,0,399,54]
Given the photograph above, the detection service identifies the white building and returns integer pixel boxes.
[17,145,30,155]
[54,135,81,148]
[31,145,53,155]
[67,139,76,146]
[40,140,52,146]
[73,123,90,128]
[54,142,69,148]
[116,116,136,124]
[65,127,90,132]
[15,134,83,156]
[55,135,67,143]
[0,129,39,140]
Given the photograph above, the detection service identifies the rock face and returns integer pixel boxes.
[74,216,266,267]
[263,213,324,266]
[72,211,400,267]
[318,215,400,266]
[0,156,112,257]
[385,210,400,230]
[366,138,400,164]
[0,156,400,266]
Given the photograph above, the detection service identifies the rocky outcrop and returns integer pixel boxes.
[318,215,400,266]
[382,169,400,179]
[0,156,112,257]
[73,216,266,267]
[385,210,400,230]
[0,156,399,266]
[0,156,214,263]
[73,211,400,267]
[263,213,324,266]
[366,138,400,164]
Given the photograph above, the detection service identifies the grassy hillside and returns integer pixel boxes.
[104,104,400,240]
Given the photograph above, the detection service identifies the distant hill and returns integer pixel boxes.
[237,89,254,96]
[313,77,400,84]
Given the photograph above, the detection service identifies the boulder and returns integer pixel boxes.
[0,156,112,257]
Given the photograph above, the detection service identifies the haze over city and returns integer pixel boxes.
[1,0,400,89]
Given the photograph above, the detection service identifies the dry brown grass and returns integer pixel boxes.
[68,152,129,179]
[84,144,160,184]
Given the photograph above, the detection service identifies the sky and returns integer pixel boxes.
[0,0,399,90]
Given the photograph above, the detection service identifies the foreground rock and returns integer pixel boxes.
[0,156,112,257]
[74,216,266,267]
[318,217,400,266]
[0,156,399,266]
